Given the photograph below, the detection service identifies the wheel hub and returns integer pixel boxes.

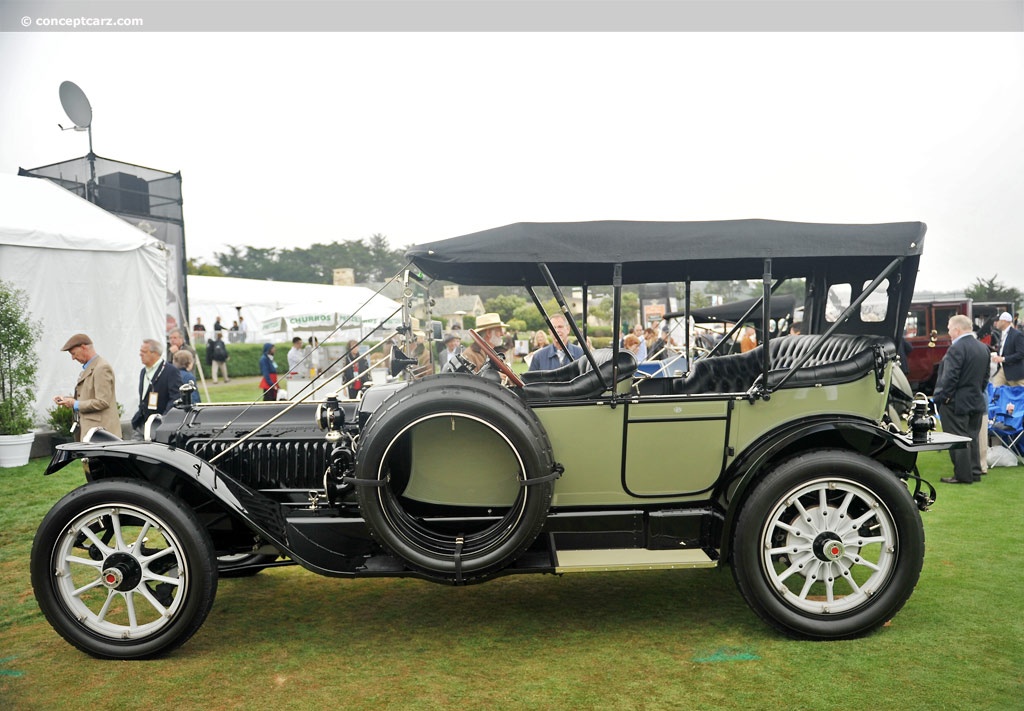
[100,552,142,592]
[812,532,846,562]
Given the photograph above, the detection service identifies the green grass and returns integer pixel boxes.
[2,453,1022,710]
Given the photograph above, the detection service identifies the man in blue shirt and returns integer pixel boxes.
[528,314,584,371]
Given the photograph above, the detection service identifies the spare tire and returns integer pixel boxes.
[354,374,557,583]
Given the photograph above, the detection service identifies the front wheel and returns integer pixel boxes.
[31,478,218,659]
[732,450,924,640]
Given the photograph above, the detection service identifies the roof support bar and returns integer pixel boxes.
[761,259,773,395]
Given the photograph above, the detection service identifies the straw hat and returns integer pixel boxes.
[475,313,506,331]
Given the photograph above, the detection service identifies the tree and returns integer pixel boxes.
[0,280,43,434]
[965,275,1021,305]
[186,258,224,277]
[484,294,527,323]
[211,236,407,284]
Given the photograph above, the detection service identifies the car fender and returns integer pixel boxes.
[46,439,291,552]
[717,416,917,562]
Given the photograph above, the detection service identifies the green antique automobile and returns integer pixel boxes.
[32,219,962,659]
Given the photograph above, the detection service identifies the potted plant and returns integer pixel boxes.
[0,279,43,467]
[46,404,75,448]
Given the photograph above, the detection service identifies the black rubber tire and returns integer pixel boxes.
[31,478,218,659]
[355,374,555,583]
[732,449,925,640]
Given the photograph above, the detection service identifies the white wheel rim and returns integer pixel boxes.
[759,477,898,615]
[52,504,189,640]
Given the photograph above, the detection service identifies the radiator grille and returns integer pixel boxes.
[187,438,331,490]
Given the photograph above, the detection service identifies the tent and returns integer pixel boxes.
[188,275,402,344]
[0,174,167,429]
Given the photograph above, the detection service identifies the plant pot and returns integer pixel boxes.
[0,432,36,468]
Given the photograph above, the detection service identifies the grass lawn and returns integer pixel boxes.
[2,451,1022,710]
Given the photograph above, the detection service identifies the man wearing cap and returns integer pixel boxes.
[528,314,584,371]
[990,311,1024,386]
[54,334,121,440]
[463,313,507,371]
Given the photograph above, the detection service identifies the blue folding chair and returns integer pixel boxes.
[988,385,1024,464]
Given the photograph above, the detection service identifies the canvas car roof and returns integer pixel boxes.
[406,219,926,286]
[669,294,799,324]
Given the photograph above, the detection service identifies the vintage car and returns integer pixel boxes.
[32,219,963,660]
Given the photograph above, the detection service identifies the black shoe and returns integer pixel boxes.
[940,477,972,484]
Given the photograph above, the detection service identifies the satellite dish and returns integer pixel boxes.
[59,81,92,129]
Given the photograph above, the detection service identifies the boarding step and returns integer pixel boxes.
[554,547,717,573]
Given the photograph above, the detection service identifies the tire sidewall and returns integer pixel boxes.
[356,374,554,580]
[31,478,218,659]
[732,449,925,639]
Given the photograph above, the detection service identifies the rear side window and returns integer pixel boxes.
[825,280,890,323]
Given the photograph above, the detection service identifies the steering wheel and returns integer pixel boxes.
[469,329,525,388]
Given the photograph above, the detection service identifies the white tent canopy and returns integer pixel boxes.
[188,275,402,344]
[0,174,167,428]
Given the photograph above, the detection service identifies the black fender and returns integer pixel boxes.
[46,440,292,559]
[716,416,920,563]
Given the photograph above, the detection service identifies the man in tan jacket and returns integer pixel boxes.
[54,333,121,440]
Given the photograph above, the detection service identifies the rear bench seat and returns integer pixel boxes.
[673,334,894,395]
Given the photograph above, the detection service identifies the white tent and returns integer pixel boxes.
[0,174,167,428]
[188,275,402,344]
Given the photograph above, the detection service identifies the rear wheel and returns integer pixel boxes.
[732,450,924,639]
[31,478,218,659]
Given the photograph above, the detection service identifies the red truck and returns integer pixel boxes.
[904,298,1013,392]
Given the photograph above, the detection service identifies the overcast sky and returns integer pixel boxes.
[2,30,1023,293]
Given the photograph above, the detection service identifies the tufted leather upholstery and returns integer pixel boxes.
[673,335,895,395]
[521,349,637,402]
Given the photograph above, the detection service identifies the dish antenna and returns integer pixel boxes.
[58,80,92,130]
[57,80,97,200]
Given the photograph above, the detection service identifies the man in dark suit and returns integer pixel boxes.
[933,314,990,484]
[54,333,121,440]
[131,338,182,439]
[990,311,1024,386]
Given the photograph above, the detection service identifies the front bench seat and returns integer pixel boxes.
[521,349,637,402]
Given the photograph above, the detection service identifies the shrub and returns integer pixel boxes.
[0,279,43,435]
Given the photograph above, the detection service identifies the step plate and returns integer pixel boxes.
[555,548,717,573]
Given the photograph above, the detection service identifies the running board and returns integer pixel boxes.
[554,548,717,573]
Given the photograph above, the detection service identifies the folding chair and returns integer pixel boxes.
[988,385,1024,464]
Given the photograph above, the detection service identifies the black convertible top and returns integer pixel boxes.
[406,219,926,286]
[673,294,799,324]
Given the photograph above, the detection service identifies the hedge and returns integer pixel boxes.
[195,343,292,378]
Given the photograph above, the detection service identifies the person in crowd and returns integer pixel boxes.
[131,339,183,439]
[647,328,668,361]
[528,314,584,371]
[258,343,279,401]
[307,336,322,377]
[531,329,549,352]
[342,340,369,399]
[213,316,224,332]
[192,317,206,345]
[789,322,803,335]
[167,327,196,368]
[54,333,120,441]
[238,316,248,343]
[630,324,648,361]
[207,332,230,383]
[933,314,990,484]
[990,311,1024,386]
[463,312,509,371]
[441,332,461,369]
[739,325,759,353]
[643,327,658,354]
[287,336,308,380]
[172,350,200,404]
[624,334,641,358]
